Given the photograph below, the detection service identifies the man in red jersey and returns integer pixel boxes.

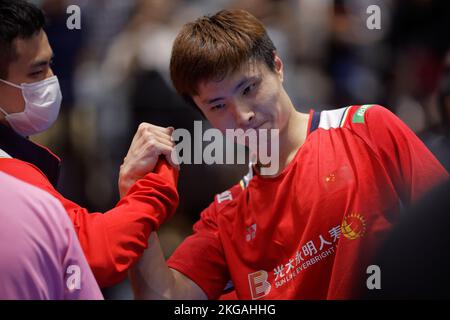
[130,9,448,299]
[0,0,178,288]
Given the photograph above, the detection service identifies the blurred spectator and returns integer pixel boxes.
[423,62,450,171]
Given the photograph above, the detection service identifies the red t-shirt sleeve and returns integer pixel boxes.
[350,105,449,205]
[0,158,179,288]
[167,199,229,300]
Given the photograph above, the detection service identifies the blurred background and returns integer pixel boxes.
[28,0,450,298]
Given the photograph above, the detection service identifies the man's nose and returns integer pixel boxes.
[232,101,255,130]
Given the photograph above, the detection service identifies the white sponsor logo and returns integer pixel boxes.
[248,270,271,300]
[246,224,257,242]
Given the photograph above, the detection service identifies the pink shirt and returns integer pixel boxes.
[0,172,103,300]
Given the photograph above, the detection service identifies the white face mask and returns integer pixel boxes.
[0,76,62,137]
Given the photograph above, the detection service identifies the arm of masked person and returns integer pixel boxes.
[0,123,180,288]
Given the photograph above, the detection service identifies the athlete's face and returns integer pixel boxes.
[193,55,291,136]
[0,30,54,119]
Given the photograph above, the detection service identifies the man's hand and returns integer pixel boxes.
[118,123,177,198]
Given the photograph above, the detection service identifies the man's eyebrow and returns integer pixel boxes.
[29,53,54,69]
[202,77,250,105]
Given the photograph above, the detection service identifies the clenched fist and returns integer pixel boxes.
[118,123,178,198]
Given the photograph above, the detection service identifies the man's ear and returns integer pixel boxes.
[273,52,284,83]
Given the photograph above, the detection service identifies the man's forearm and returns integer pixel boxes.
[129,232,207,300]
[130,232,175,299]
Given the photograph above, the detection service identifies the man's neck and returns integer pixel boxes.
[255,109,309,177]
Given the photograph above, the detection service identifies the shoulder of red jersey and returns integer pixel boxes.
[343,104,391,127]
[312,104,389,131]
[339,104,396,140]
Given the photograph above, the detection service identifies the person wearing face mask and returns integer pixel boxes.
[0,75,61,137]
[0,0,179,290]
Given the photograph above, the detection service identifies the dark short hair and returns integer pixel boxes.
[170,9,276,107]
[0,0,46,79]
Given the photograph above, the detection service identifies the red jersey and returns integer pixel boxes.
[167,105,448,299]
[0,125,179,288]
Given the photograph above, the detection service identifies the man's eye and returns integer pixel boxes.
[243,83,256,96]
[29,70,43,77]
[211,104,226,111]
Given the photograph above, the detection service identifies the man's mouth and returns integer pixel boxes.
[254,121,269,130]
